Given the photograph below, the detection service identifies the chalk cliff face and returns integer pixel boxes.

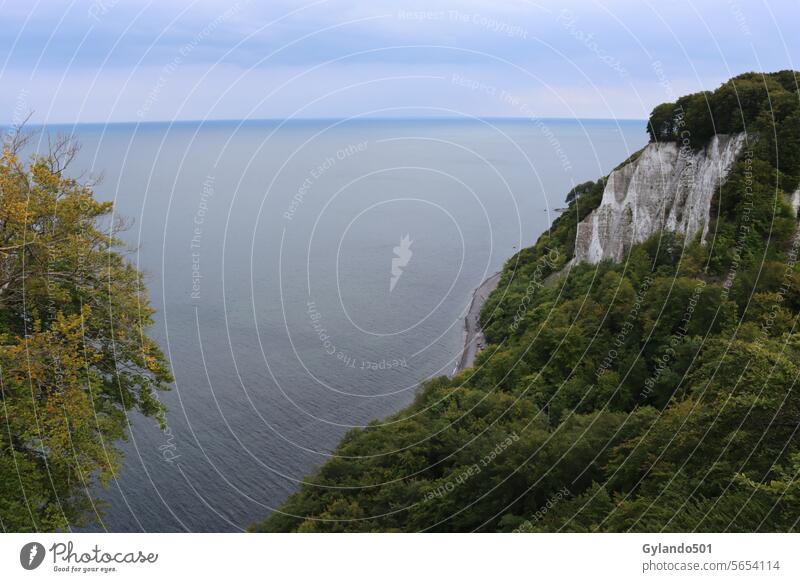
[574,133,747,264]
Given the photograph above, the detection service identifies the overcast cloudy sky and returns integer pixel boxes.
[0,0,796,124]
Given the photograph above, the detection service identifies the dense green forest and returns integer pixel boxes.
[255,71,800,532]
[0,134,171,531]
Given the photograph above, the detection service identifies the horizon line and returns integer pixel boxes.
[3,115,648,128]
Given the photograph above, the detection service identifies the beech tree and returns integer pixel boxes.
[0,132,171,532]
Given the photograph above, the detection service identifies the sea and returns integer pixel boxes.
[24,117,646,531]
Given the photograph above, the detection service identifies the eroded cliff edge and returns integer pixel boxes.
[573,133,747,264]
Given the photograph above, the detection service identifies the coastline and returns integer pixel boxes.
[453,271,502,375]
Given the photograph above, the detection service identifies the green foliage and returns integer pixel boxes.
[564,180,597,204]
[0,137,172,531]
[646,71,800,158]
[255,71,800,532]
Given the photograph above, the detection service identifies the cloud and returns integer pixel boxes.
[0,0,796,123]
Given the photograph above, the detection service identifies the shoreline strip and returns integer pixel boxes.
[453,271,502,375]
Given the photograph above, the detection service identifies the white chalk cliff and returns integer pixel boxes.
[791,186,800,219]
[574,133,748,264]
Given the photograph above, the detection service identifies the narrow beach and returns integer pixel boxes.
[453,271,502,375]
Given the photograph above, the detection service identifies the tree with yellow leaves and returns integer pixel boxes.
[0,131,171,532]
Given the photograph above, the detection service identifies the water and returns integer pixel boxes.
[32,117,646,531]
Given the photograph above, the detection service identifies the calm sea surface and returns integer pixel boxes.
[35,118,645,531]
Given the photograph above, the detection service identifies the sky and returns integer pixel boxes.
[0,0,797,124]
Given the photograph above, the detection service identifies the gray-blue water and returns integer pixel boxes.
[40,118,646,531]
